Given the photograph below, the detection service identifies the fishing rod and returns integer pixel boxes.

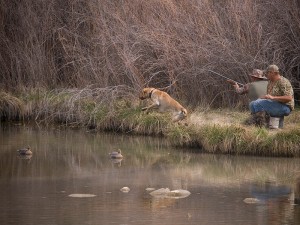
[208,70,244,86]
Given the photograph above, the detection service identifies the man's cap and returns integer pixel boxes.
[265,64,279,73]
[249,69,267,80]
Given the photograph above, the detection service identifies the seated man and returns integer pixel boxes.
[227,69,268,102]
[249,65,294,127]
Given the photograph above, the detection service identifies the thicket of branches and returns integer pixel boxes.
[0,0,300,107]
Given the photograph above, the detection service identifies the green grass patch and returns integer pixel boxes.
[167,123,199,147]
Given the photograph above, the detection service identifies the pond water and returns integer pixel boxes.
[0,123,300,225]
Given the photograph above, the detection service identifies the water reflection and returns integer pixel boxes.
[250,181,291,203]
[0,124,300,225]
[295,175,300,205]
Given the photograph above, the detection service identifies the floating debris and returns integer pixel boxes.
[243,198,260,204]
[120,187,130,193]
[167,189,191,199]
[68,194,96,198]
[149,188,191,199]
[145,187,156,192]
[149,188,170,197]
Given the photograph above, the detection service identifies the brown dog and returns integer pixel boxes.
[139,88,187,122]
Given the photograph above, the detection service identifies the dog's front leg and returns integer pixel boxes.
[142,103,159,113]
[141,106,149,112]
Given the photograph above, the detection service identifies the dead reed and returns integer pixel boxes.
[0,0,300,108]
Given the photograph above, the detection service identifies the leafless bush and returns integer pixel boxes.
[0,0,299,108]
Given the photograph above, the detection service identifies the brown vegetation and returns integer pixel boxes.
[0,0,300,108]
[0,91,24,120]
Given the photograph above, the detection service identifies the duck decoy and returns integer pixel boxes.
[17,147,32,155]
[109,149,123,159]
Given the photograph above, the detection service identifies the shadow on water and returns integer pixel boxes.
[0,123,300,225]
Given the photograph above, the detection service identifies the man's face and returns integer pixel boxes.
[266,71,275,81]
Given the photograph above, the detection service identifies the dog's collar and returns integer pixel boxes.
[149,88,155,98]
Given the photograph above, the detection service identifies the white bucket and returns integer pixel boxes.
[269,117,280,129]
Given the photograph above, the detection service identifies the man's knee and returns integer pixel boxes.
[249,100,258,112]
[283,107,291,116]
[249,99,264,113]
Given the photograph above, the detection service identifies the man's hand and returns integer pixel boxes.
[226,80,237,85]
[261,94,274,100]
[261,94,292,103]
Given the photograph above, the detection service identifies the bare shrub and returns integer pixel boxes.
[0,0,299,108]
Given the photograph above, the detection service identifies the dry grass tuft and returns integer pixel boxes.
[0,91,25,120]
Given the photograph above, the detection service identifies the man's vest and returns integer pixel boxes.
[248,80,268,101]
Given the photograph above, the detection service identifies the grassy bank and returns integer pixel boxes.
[1,89,300,157]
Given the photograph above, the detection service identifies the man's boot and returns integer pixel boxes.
[254,111,267,127]
[243,113,256,125]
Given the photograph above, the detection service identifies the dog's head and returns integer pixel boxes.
[139,88,155,100]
